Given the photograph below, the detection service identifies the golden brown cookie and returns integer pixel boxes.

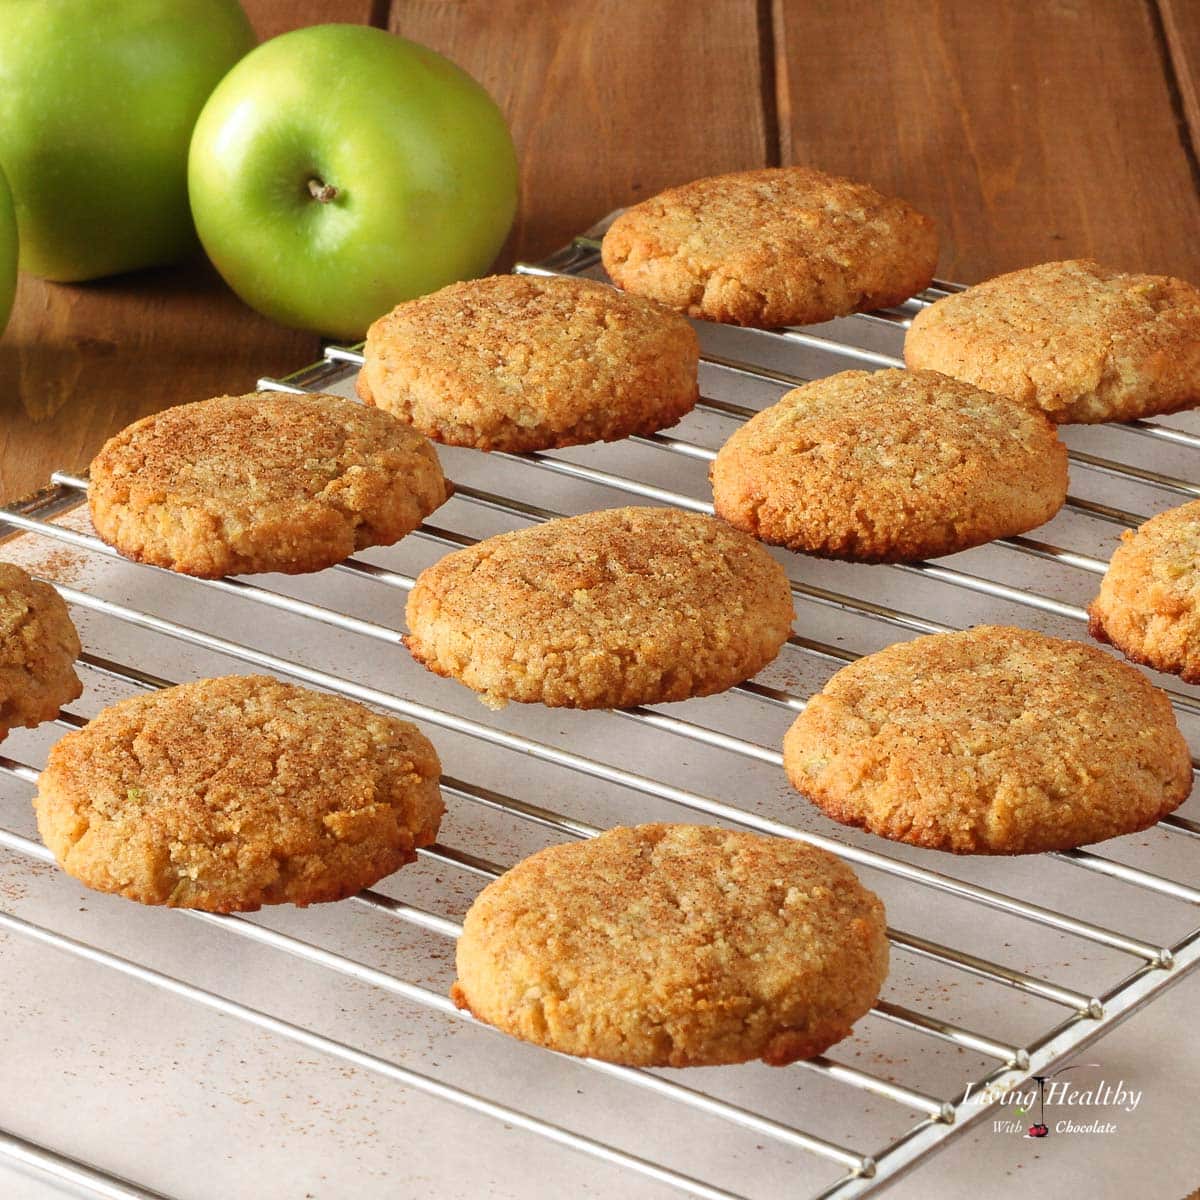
[404,507,794,709]
[783,626,1191,854]
[34,675,444,911]
[601,166,938,327]
[1089,500,1200,681]
[904,259,1200,423]
[357,274,699,452]
[0,562,82,740]
[89,392,449,578]
[451,823,889,1067]
[710,369,1068,562]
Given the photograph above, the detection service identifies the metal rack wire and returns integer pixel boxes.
[0,219,1197,1200]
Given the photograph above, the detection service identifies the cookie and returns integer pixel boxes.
[404,506,794,709]
[0,562,82,740]
[89,392,449,578]
[600,166,938,327]
[1089,500,1200,681]
[34,674,444,911]
[451,823,889,1067]
[357,274,699,452]
[904,259,1200,423]
[711,369,1068,562]
[783,626,1191,855]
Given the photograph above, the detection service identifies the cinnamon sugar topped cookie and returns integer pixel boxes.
[601,166,938,327]
[1089,499,1200,681]
[90,392,449,578]
[711,369,1068,562]
[0,562,82,740]
[784,626,1191,854]
[405,507,794,709]
[905,259,1200,423]
[358,274,699,452]
[451,823,889,1067]
[35,675,444,911]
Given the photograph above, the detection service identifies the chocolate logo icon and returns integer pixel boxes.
[1022,1063,1104,1138]
[1025,1075,1051,1138]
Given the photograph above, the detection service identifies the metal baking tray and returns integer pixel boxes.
[0,215,1197,1200]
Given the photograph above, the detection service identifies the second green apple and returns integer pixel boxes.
[188,24,519,339]
[0,0,254,281]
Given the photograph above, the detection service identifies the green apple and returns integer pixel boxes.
[0,163,15,335]
[187,24,519,338]
[0,0,254,281]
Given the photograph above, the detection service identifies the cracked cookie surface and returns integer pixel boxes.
[784,626,1191,854]
[600,166,938,327]
[0,562,82,741]
[34,674,444,910]
[1089,499,1200,681]
[451,823,889,1067]
[904,259,1200,423]
[404,506,794,709]
[89,392,449,577]
[357,274,699,452]
[711,369,1068,562]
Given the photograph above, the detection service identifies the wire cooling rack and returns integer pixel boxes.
[0,216,1198,1200]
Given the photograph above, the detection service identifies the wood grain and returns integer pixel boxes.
[248,0,381,40]
[0,0,379,505]
[772,0,1200,283]
[387,0,769,262]
[1158,0,1200,161]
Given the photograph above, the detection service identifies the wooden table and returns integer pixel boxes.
[3,0,1200,503]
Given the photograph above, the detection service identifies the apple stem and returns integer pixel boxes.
[307,178,338,203]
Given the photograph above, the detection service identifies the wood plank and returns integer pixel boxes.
[0,1,379,505]
[248,0,381,41]
[1158,0,1200,161]
[387,0,769,263]
[773,0,1200,283]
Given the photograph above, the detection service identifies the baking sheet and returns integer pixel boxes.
[1,266,1198,1199]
